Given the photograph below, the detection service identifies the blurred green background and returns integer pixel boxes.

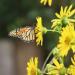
[0,0,75,75]
[0,0,75,49]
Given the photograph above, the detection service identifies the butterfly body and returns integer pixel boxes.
[9,26,35,42]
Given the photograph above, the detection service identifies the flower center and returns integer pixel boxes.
[31,68,36,75]
[64,37,71,45]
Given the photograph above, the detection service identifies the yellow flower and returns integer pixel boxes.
[27,57,38,75]
[57,24,75,57]
[51,5,75,29]
[35,17,47,46]
[47,58,67,75]
[68,55,75,75]
[40,0,52,6]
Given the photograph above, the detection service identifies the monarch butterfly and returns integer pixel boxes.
[9,26,35,42]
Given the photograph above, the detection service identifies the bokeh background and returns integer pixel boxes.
[0,0,75,75]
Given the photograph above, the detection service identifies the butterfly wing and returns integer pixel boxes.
[21,27,35,42]
[9,26,35,42]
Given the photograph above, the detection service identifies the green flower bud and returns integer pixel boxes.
[62,17,68,26]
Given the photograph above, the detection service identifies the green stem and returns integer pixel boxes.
[41,50,54,75]
[47,29,60,33]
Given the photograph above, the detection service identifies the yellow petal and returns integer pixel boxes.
[64,6,68,13]
[55,13,61,18]
[53,58,60,68]
[71,57,75,65]
[68,9,75,17]
[60,6,64,16]
[48,0,52,6]
[67,5,72,13]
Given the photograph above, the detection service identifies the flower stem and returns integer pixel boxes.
[41,50,54,75]
[47,29,60,33]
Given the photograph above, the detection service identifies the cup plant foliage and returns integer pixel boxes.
[17,0,75,75]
